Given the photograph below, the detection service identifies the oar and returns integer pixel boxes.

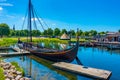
[75,56,83,65]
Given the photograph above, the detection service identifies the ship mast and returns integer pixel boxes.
[28,0,32,42]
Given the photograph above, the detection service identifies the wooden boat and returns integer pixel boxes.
[18,40,79,62]
[18,0,79,62]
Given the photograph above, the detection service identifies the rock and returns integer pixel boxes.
[20,78,25,80]
[7,74,14,79]
[10,69,16,74]
[4,70,8,75]
[15,75,22,80]
[4,74,8,78]
[5,78,10,80]
[25,78,31,80]
[16,71,22,75]
[10,66,15,69]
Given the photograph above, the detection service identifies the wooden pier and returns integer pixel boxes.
[0,47,30,57]
[52,62,112,80]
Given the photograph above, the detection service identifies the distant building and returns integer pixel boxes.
[106,32,120,42]
[60,33,70,40]
[94,32,120,42]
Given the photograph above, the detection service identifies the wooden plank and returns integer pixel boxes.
[0,48,30,57]
[52,62,112,80]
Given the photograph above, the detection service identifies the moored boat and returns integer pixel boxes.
[18,0,79,62]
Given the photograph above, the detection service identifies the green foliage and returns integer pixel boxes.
[84,31,89,36]
[43,30,48,36]
[98,31,106,36]
[0,68,5,80]
[89,30,97,36]
[70,30,75,36]
[61,29,67,34]
[0,23,10,37]
[47,28,53,37]
[32,30,41,36]
[77,29,83,36]
[54,28,60,36]
[11,62,25,76]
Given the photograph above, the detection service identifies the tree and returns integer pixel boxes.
[98,31,106,36]
[9,29,15,37]
[61,29,67,34]
[32,30,41,36]
[70,30,75,36]
[84,31,89,36]
[89,30,97,36]
[43,30,48,36]
[78,30,83,36]
[47,28,53,36]
[0,23,10,37]
[54,28,60,36]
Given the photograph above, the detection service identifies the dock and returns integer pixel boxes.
[0,47,30,57]
[52,62,112,80]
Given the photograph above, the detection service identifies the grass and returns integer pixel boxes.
[11,61,25,76]
[0,67,5,80]
[0,37,68,47]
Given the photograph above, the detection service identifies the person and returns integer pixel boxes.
[18,38,22,44]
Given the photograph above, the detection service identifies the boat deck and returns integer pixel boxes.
[52,62,112,80]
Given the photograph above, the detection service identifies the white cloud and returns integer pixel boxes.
[0,3,13,6]
[31,18,38,21]
[0,6,3,10]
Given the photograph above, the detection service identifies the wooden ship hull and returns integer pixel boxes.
[18,42,79,62]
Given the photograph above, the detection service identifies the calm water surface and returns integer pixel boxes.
[3,46,120,80]
[75,47,120,80]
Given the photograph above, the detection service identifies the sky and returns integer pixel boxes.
[0,0,120,32]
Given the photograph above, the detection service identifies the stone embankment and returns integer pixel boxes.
[0,61,31,80]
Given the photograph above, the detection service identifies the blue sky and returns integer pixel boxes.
[0,0,120,32]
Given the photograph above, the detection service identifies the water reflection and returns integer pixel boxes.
[77,47,120,80]
[4,55,77,80]
[38,42,72,50]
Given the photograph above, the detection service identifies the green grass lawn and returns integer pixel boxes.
[0,37,68,47]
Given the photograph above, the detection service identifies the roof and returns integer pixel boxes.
[106,32,120,37]
[60,33,70,40]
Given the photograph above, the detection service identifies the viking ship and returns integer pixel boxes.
[18,0,79,62]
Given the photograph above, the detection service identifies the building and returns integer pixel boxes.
[60,33,70,40]
[106,32,120,42]
[94,32,120,42]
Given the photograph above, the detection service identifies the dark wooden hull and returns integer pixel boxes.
[18,42,79,62]
[32,45,78,62]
